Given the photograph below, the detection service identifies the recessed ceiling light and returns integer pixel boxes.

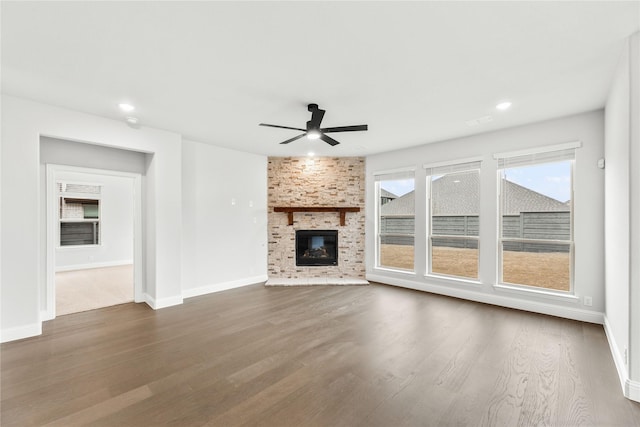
[307,130,321,140]
[496,101,512,111]
[125,116,139,125]
[118,103,135,112]
[307,151,315,157]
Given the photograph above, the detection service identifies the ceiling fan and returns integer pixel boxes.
[259,103,368,146]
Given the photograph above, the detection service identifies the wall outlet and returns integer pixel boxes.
[584,296,593,306]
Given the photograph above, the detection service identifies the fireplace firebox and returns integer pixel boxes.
[295,230,338,266]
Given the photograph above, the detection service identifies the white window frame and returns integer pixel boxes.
[374,168,416,272]
[424,158,482,280]
[58,181,102,248]
[494,142,580,294]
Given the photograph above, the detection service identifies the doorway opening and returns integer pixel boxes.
[45,165,143,319]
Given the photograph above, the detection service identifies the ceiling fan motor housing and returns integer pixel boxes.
[259,103,367,146]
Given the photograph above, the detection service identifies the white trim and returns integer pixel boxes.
[372,166,416,177]
[603,316,640,402]
[46,164,58,319]
[0,322,42,343]
[493,283,579,303]
[59,180,103,188]
[55,259,133,272]
[60,194,102,201]
[493,140,582,160]
[604,315,630,396]
[183,275,268,299]
[367,273,604,324]
[58,220,101,225]
[46,164,143,319]
[373,266,417,276]
[144,293,183,310]
[425,273,482,286]
[626,380,640,403]
[41,309,54,322]
[422,156,484,170]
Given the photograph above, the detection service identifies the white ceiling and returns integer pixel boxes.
[2,1,639,157]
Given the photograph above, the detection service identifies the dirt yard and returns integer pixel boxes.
[379,244,570,291]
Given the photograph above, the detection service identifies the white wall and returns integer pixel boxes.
[604,31,640,402]
[40,136,148,174]
[181,140,268,297]
[604,36,631,389]
[1,95,270,342]
[54,171,134,271]
[366,110,605,323]
[629,31,640,403]
[1,95,183,342]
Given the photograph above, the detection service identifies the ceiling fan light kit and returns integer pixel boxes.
[259,103,368,146]
[306,130,321,140]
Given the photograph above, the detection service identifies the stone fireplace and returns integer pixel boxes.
[267,157,365,281]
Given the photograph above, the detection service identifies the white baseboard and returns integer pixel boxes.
[603,316,640,402]
[182,275,268,299]
[56,259,133,272]
[626,379,640,402]
[1,322,42,343]
[144,293,183,310]
[41,309,55,322]
[603,315,628,395]
[366,273,604,324]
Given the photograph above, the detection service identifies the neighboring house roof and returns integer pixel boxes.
[431,173,480,215]
[380,189,398,200]
[380,173,569,216]
[380,190,416,216]
[502,179,569,215]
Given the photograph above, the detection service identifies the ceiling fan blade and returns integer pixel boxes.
[320,133,340,146]
[260,123,306,132]
[307,107,325,129]
[279,134,307,145]
[320,125,368,133]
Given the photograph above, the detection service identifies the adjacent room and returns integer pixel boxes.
[2,1,639,425]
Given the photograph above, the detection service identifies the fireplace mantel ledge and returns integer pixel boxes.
[273,206,360,226]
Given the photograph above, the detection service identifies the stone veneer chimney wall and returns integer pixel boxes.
[267,157,365,279]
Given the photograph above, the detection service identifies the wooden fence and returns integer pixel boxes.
[380,211,570,252]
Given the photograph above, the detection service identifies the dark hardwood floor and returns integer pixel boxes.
[2,283,639,426]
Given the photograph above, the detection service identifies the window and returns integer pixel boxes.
[425,160,481,279]
[496,144,578,292]
[58,182,101,246]
[375,170,415,271]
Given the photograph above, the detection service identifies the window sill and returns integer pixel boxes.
[424,274,482,286]
[374,266,416,276]
[493,283,579,303]
[57,244,101,250]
